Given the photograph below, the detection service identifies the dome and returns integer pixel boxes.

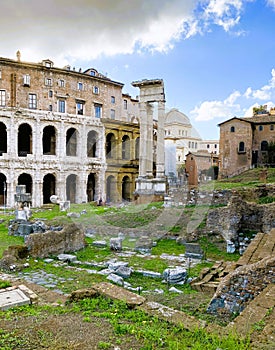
[165,108,191,125]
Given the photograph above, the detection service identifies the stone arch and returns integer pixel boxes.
[106,133,116,159]
[0,173,7,205]
[66,127,77,156]
[87,173,96,202]
[106,175,116,203]
[43,125,56,155]
[238,141,245,152]
[66,174,77,203]
[135,137,140,159]
[0,122,7,156]
[122,135,130,160]
[43,173,56,204]
[18,173,32,195]
[261,140,268,151]
[87,130,98,157]
[122,176,131,201]
[18,123,32,157]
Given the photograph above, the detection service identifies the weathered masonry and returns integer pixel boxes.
[0,53,140,207]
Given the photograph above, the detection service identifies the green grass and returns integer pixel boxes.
[0,298,250,349]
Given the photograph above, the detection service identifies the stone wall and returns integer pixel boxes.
[206,194,275,241]
[207,255,275,318]
[25,223,86,258]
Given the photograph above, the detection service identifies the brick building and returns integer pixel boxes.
[218,106,275,178]
[0,53,140,207]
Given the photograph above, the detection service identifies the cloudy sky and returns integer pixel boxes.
[1,0,275,139]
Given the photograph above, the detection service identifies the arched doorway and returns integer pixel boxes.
[18,123,32,157]
[122,176,131,201]
[87,173,96,202]
[0,122,7,156]
[66,174,77,203]
[43,126,56,155]
[43,174,56,204]
[106,175,116,203]
[87,131,98,157]
[18,173,32,195]
[66,128,77,156]
[0,173,7,205]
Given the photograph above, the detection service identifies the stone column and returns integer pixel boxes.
[156,101,165,178]
[146,103,154,177]
[138,102,147,177]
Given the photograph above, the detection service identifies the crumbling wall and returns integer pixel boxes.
[25,223,85,258]
[207,255,275,318]
[206,195,275,241]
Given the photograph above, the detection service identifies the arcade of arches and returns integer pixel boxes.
[0,117,140,207]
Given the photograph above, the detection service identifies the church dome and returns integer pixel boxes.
[165,108,191,125]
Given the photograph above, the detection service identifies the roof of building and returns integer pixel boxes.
[218,114,275,127]
[165,108,191,125]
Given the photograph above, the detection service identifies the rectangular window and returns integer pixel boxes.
[49,104,53,111]
[48,90,53,98]
[58,100,65,113]
[23,74,30,86]
[93,86,99,94]
[111,96,115,103]
[59,79,65,87]
[0,90,6,107]
[45,78,52,86]
[28,93,37,109]
[110,109,115,119]
[270,125,274,131]
[94,104,102,118]
[123,99,127,109]
[76,102,84,115]
[78,82,83,90]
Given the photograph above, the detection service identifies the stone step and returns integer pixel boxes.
[237,232,266,266]
[226,283,275,336]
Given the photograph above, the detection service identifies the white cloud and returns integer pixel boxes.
[0,0,198,65]
[191,91,241,121]
[0,0,254,65]
[191,68,275,122]
[266,0,275,9]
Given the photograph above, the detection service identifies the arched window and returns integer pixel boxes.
[238,141,245,153]
[106,175,116,203]
[43,174,56,204]
[0,122,7,156]
[18,173,32,195]
[87,130,98,157]
[259,125,263,131]
[122,176,131,201]
[18,123,32,157]
[66,128,77,156]
[135,137,140,159]
[261,140,268,151]
[230,126,235,132]
[66,174,77,203]
[106,133,116,159]
[43,125,56,155]
[122,135,130,160]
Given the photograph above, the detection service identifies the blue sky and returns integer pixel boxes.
[1,0,275,140]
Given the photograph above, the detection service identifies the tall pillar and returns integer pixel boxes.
[156,101,165,178]
[146,103,154,177]
[139,102,147,177]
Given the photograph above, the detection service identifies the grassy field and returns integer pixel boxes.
[0,168,274,349]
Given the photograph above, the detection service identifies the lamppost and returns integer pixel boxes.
[3,181,6,214]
